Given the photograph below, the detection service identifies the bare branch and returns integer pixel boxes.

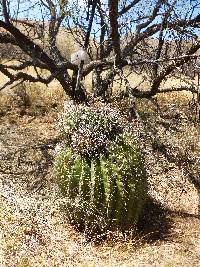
[123,13,200,57]
[119,0,142,16]
[83,54,200,77]
[135,0,164,35]
[0,19,57,71]
[97,0,107,59]
[157,86,198,94]
[0,1,200,103]
[1,60,49,71]
[0,67,60,92]
[2,0,10,23]
[108,0,121,60]
[0,63,13,79]
[151,43,200,96]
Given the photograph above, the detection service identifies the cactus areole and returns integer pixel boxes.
[54,103,147,234]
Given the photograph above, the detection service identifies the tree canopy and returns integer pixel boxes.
[0,0,200,102]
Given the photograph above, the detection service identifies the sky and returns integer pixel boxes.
[7,0,200,21]
[2,0,200,39]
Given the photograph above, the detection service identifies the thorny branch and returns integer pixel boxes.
[0,0,200,102]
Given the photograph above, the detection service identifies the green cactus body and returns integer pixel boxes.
[55,132,147,233]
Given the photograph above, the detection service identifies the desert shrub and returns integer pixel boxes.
[54,102,147,235]
[0,79,65,116]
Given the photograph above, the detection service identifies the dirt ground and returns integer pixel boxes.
[0,106,200,267]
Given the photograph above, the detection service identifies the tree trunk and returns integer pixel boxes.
[92,68,107,99]
[57,72,87,103]
[108,0,121,60]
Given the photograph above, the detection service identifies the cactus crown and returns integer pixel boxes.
[61,101,123,158]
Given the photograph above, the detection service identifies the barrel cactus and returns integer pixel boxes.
[54,101,147,234]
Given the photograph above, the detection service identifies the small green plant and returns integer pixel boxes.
[55,102,147,235]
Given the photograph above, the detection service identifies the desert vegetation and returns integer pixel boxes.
[0,0,200,266]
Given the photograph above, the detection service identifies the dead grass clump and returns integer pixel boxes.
[0,94,14,115]
[0,80,66,117]
[24,81,65,116]
[157,90,193,104]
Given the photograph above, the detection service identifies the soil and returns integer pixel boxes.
[0,109,200,267]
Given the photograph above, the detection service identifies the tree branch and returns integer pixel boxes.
[157,86,198,94]
[119,0,141,16]
[2,0,10,23]
[151,42,200,95]
[0,66,60,92]
[45,0,65,63]
[0,19,58,71]
[1,60,49,71]
[82,54,200,76]
[122,13,200,57]
[135,0,164,35]
[108,0,121,60]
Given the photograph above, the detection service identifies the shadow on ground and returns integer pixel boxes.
[137,198,173,243]
[138,197,200,245]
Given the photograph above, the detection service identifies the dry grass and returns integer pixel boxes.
[0,60,95,117]
[0,114,200,267]
[0,69,200,266]
[0,68,65,117]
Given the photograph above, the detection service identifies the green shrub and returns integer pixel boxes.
[55,102,147,234]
